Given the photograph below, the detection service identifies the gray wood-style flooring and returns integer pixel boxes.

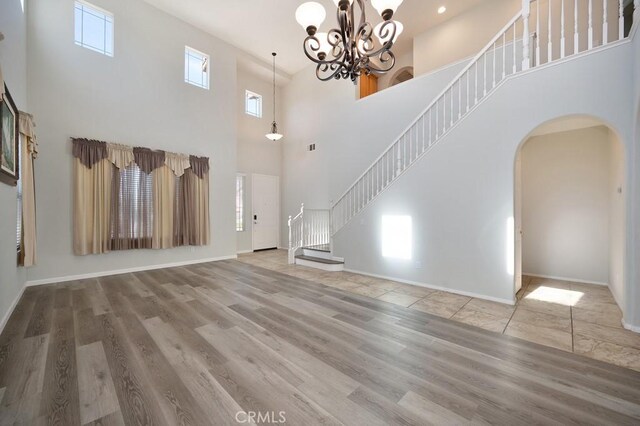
[1,259,640,425]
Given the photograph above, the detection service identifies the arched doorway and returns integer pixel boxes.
[514,116,626,312]
[389,66,414,87]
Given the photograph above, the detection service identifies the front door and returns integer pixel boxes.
[252,174,280,251]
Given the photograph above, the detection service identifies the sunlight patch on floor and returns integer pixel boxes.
[525,286,584,306]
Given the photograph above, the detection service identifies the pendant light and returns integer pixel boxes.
[265,52,283,141]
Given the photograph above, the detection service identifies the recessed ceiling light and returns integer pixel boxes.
[438,6,447,14]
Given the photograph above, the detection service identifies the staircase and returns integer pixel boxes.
[287,204,344,270]
[289,0,638,271]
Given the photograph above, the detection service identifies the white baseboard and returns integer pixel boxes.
[622,320,640,334]
[25,255,237,287]
[0,284,26,337]
[236,250,253,255]
[343,268,516,306]
[523,272,608,286]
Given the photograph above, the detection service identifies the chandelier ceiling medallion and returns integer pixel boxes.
[295,0,404,82]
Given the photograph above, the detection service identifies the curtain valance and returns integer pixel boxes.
[19,112,38,157]
[71,138,209,177]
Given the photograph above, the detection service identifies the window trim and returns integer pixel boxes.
[74,0,115,57]
[184,45,210,90]
[245,90,263,118]
[236,174,246,232]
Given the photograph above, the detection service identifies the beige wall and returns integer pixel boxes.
[413,0,622,76]
[521,126,623,288]
[413,0,520,76]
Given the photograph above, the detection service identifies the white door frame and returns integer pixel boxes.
[251,173,280,251]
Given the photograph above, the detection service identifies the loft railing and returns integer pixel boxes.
[287,204,331,264]
[330,0,637,234]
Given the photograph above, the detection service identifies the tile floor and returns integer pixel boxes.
[238,249,640,372]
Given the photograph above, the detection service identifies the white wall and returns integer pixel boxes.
[281,59,468,244]
[331,42,635,306]
[0,0,28,328]
[520,126,614,285]
[26,0,238,283]
[609,128,625,306]
[236,67,283,252]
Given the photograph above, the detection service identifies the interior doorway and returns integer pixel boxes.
[252,173,280,251]
[514,117,625,308]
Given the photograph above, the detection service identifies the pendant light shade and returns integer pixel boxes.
[266,52,283,142]
[296,2,326,34]
[371,0,404,20]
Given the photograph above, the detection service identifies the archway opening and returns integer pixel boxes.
[514,116,625,315]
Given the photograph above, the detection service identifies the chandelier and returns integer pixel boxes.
[295,0,404,82]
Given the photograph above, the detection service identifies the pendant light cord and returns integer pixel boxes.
[272,52,277,124]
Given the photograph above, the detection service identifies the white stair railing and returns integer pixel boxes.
[288,204,332,264]
[288,204,304,264]
[330,0,635,234]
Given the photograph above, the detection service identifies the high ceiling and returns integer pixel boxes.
[142,0,483,77]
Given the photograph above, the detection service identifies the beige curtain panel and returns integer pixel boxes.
[18,112,38,266]
[72,138,210,255]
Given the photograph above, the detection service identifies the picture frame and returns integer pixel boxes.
[0,84,19,186]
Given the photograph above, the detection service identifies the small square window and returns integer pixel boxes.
[245,90,262,118]
[185,46,210,90]
[74,1,114,57]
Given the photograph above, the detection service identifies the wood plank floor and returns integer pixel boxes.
[1,259,640,425]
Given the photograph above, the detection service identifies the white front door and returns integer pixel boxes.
[252,174,280,251]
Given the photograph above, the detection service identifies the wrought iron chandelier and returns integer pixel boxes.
[295,0,404,82]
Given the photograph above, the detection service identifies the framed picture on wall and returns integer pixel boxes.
[0,84,19,186]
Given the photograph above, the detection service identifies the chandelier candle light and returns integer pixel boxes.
[265,52,284,141]
[295,0,404,82]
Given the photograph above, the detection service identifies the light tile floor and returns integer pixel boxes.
[237,250,640,371]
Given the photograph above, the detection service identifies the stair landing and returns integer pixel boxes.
[295,252,344,272]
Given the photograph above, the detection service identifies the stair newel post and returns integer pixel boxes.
[574,0,579,54]
[588,0,593,49]
[561,0,566,58]
[536,0,541,65]
[619,0,624,40]
[300,203,305,248]
[548,0,553,62]
[288,215,293,264]
[603,0,608,45]
[522,0,531,70]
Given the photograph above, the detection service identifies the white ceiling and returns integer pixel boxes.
[143,0,483,78]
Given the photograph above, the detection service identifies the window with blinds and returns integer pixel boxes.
[110,164,154,247]
[236,174,245,232]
